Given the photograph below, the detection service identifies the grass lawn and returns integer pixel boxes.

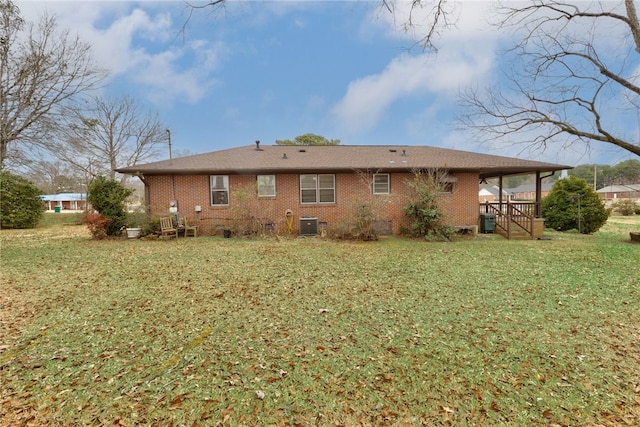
[1,215,639,426]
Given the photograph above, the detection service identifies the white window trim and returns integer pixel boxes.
[300,174,335,204]
[210,175,229,206]
[257,175,276,197]
[373,173,390,195]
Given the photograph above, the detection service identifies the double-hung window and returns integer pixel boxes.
[210,175,229,205]
[373,173,390,194]
[257,175,276,197]
[300,174,335,204]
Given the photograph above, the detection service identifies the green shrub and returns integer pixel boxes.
[0,170,45,229]
[141,217,161,237]
[542,176,609,234]
[402,169,452,240]
[87,177,132,236]
[611,199,637,216]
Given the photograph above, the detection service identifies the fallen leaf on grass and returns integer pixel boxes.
[471,388,483,400]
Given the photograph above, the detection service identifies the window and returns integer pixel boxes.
[439,175,456,194]
[440,182,453,193]
[257,175,276,197]
[300,174,335,204]
[373,174,390,194]
[210,175,229,205]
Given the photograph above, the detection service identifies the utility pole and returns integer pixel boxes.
[166,129,173,163]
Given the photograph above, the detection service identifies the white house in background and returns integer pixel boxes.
[596,184,640,201]
[478,184,508,203]
[41,193,88,211]
[506,183,555,201]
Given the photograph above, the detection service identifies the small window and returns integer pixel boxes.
[441,182,453,193]
[373,174,390,194]
[300,174,335,204]
[257,175,276,197]
[210,175,229,205]
[439,175,456,194]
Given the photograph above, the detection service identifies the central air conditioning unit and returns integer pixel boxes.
[299,217,318,236]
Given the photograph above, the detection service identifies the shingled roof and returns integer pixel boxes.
[116,144,570,179]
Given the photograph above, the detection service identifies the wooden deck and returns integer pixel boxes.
[480,202,540,239]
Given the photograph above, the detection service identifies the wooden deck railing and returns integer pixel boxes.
[480,202,538,239]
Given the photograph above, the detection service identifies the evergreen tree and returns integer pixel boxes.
[87,176,132,236]
[542,176,608,234]
[0,170,45,228]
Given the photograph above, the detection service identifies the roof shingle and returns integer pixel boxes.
[116,145,570,178]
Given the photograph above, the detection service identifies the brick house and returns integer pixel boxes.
[596,184,640,201]
[116,144,569,237]
[506,183,554,201]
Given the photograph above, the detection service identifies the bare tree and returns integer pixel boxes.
[0,0,107,167]
[461,0,640,158]
[54,95,168,181]
[379,0,457,52]
[184,0,454,52]
[22,160,85,194]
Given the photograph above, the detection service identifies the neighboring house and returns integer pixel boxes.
[507,183,554,201]
[41,193,88,211]
[116,144,570,236]
[596,184,640,201]
[479,184,508,203]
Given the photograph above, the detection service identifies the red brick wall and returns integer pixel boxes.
[145,171,480,235]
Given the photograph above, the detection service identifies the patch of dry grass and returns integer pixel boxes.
[1,218,639,426]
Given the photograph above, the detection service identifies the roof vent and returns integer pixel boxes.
[255,140,263,151]
[282,153,288,159]
[389,149,397,153]
[402,150,406,156]
[299,149,306,153]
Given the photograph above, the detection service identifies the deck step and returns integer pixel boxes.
[496,223,532,240]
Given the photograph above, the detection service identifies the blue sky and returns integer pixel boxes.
[18,1,639,166]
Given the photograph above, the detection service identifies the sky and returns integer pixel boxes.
[15,0,640,167]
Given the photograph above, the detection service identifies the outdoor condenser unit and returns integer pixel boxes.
[299,217,318,236]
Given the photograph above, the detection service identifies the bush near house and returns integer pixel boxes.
[0,171,45,229]
[327,202,379,241]
[87,177,132,236]
[402,170,454,240]
[542,176,609,233]
[81,213,111,240]
[612,199,638,216]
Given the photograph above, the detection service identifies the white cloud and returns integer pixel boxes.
[332,48,494,132]
[15,1,226,105]
[333,1,500,133]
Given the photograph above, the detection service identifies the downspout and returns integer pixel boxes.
[536,171,556,218]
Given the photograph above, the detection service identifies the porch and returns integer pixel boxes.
[479,201,544,239]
